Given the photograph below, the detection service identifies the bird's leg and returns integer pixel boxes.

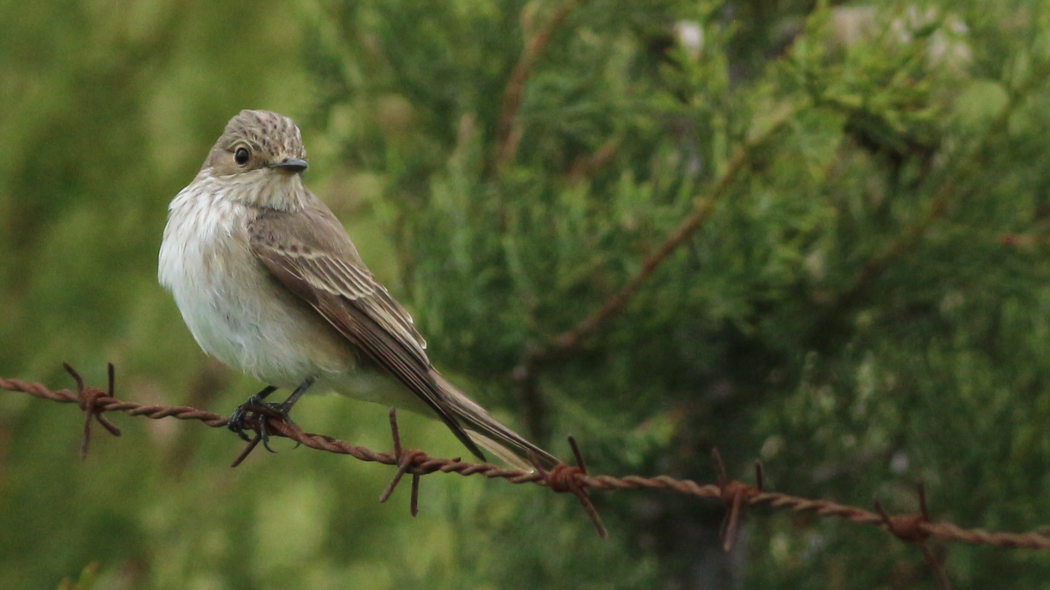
[278,376,315,416]
[257,377,315,451]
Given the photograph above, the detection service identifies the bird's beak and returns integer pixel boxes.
[271,158,309,174]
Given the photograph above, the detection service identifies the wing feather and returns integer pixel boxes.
[248,210,484,461]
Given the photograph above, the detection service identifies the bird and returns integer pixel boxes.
[159,109,558,469]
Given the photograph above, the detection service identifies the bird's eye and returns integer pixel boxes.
[234,147,250,165]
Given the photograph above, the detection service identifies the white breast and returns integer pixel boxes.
[158,176,352,388]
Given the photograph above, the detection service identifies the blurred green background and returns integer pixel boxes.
[3,1,1050,588]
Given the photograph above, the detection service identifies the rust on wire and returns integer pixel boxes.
[230,431,264,468]
[532,435,607,537]
[5,364,1050,570]
[712,449,763,552]
[378,408,426,516]
[874,484,950,590]
[63,362,122,459]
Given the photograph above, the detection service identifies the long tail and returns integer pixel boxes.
[431,371,561,470]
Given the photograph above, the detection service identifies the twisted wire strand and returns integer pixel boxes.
[3,371,1050,551]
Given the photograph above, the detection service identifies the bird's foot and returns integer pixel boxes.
[228,392,298,452]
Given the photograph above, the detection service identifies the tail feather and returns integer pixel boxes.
[431,371,561,470]
[465,430,536,471]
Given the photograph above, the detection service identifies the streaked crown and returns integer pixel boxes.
[202,110,307,175]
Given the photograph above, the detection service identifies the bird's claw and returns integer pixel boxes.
[228,395,299,452]
[227,392,267,440]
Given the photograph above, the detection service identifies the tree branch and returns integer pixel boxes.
[496,0,588,170]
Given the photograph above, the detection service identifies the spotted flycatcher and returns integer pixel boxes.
[159,109,557,468]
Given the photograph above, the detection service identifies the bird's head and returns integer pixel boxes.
[201,109,310,210]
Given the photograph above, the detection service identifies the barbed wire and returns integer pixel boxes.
[4,364,1050,589]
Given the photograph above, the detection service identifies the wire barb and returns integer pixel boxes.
[533,436,608,537]
[378,408,425,516]
[230,432,264,468]
[713,448,761,552]
[63,362,121,459]
[874,483,950,589]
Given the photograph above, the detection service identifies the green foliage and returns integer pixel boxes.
[307,0,1050,587]
[3,0,1050,589]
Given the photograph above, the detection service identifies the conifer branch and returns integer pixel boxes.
[496,0,588,170]
[813,81,1035,340]
[520,101,805,370]
[511,102,804,440]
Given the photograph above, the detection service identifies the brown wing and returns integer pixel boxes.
[248,206,486,461]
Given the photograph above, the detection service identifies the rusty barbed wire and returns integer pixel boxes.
[4,364,1050,582]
